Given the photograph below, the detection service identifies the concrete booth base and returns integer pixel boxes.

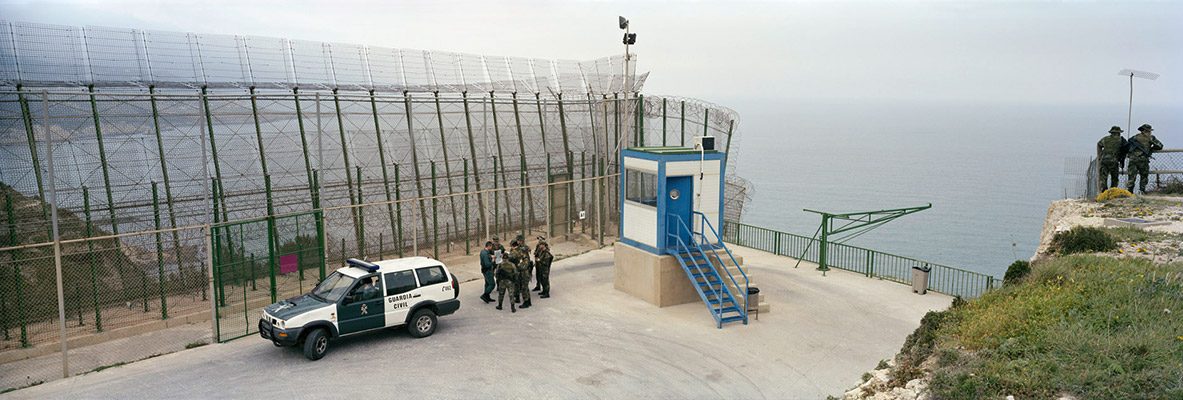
[613,242,746,308]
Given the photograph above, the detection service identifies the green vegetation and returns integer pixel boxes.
[185,341,208,349]
[1148,178,1183,195]
[1003,260,1031,285]
[1050,226,1117,255]
[908,255,1183,399]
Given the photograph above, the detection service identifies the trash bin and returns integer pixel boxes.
[911,264,931,295]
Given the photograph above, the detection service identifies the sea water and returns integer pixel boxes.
[732,98,1180,277]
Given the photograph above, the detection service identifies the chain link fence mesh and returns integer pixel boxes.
[1063,150,1183,199]
[0,21,749,392]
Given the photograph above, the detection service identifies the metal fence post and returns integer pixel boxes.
[512,93,530,237]
[82,187,101,332]
[435,93,462,246]
[394,164,403,257]
[355,168,366,257]
[334,89,361,245]
[370,90,400,254]
[152,182,167,319]
[44,90,70,378]
[462,93,486,237]
[464,159,470,255]
[431,161,439,259]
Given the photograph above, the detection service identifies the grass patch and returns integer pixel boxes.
[916,255,1183,399]
[0,381,43,394]
[1050,226,1117,255]
[185,341,208,349]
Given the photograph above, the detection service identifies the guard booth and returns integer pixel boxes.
[614,142,743,314]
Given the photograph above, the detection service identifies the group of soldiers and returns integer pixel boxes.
[478,234,554,312]
[1097,123,1164,194]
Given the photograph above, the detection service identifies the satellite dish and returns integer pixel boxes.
[1118,69,1160,136]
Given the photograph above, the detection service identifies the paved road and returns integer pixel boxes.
[3,245,950,399]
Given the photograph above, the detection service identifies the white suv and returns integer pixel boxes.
[259,257,460,360]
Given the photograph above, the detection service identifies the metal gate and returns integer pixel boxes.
[212,211,324,342]
[549,174,571,237]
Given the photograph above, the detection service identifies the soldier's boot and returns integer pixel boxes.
[496,298,503,310]
[511,302,517,313]
[539,291,550,298]
[481,293,493,303]
[521,300,531,309]
[532,285,541,291]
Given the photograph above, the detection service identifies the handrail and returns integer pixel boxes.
[667,214,723,326]
[693,212,748,319]
[722,220,997,298]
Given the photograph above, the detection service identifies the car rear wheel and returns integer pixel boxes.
[408,309,437,338]
[303,328,328,360]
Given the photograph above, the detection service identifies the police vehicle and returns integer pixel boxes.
[259,257,460,360]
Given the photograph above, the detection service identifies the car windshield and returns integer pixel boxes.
[310,272,356,303]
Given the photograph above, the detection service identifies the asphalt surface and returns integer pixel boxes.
[2,245,951,399]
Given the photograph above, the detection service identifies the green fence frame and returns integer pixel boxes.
[722,221,996,298]
[212,211,324,342]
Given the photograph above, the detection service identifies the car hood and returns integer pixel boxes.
[264,294,332,320]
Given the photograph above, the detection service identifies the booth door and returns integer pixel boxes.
[666,176,693,249]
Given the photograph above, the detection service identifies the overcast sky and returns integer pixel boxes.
[2,0,1180,107]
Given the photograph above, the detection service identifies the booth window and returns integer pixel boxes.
[625,169,658,207]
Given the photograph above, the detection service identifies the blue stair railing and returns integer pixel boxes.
[691,211,749,322]
[666,213,748,328]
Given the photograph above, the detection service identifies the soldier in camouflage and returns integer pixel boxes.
[1126,124,1164,194]
[532,236,547,292]
[1097,126,1127,193]
[508,239,532,308]
[495,254,517,313]
[535,241,554,298]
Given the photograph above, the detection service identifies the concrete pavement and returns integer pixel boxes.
[3,244,950,399]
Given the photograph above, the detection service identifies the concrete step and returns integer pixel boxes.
[748,302,771,314]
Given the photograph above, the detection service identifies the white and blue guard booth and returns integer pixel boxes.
[619,146,726,255]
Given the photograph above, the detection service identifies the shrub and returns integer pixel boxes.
[1049,226,1116,255]
[1003,260,1031,285]
[1096,187,1134,201]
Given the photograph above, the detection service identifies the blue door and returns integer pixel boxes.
[666,176,693,251]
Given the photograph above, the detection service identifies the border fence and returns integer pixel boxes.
[721,221,997,299]
[1063,150,1183,200]
[0,21,751,392]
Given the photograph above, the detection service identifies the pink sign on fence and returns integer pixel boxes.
[279,254,298,275]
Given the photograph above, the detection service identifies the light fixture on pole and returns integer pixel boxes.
[1117,69,1159,138]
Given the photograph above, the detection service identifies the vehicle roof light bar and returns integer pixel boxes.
[346,258,380,272]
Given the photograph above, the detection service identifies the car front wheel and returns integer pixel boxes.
[303,328,328,360]
[408,309,437,338]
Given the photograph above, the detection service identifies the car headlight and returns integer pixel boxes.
[277,320,285,329]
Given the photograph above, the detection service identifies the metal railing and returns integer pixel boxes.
[721,221,996,298]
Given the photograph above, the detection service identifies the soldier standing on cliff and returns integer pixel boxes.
[1126,124,1164,194]
[1097,126,1128,193]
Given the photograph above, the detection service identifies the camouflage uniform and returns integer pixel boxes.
[1126,124,1164,194]
[495,261,516,312]
[509,244,532,305]
[532,238,547,291]
[535,245,553,297]
[1096,126,1127,192]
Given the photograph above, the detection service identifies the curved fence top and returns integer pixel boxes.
[0,21,645,95]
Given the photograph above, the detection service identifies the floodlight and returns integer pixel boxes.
[1117,68,1161,136]
[623,33,636,45]
[619,16,629,30]
[1118,69,1160,80]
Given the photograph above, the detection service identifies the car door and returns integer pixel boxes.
[382,269,418,327]
[337,274,385,335]
[414,265,451,302]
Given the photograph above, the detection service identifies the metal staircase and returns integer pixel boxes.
[667,212,748,328]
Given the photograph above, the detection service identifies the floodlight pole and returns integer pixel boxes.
[1127,72,1133,137]
[1118,69,1160,139]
